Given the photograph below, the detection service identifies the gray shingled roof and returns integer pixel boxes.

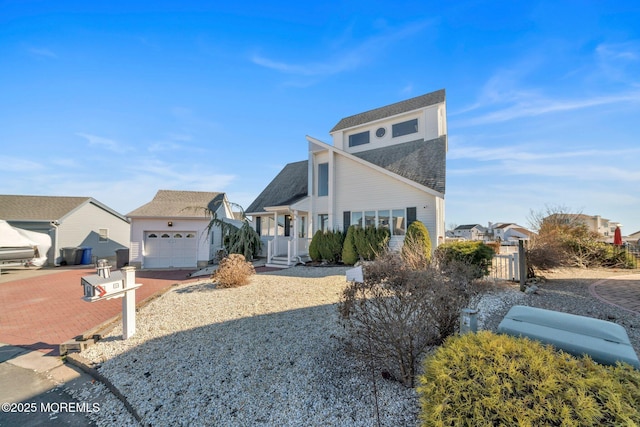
[456,224,484,230]
[246,161,308,214]
[0,194,95,221]
[353,136,446,194]
[330,89,445,133]
[127,190,226,218]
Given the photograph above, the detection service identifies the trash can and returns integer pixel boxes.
[115,248,130,269]
[80,247,93,265]
[61,247,81,265]
[74,248,84,265]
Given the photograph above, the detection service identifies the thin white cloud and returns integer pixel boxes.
[0,156,43,172]
[28,47,58,59]
[459,92,640,126]
[251,20,431,77]
[448,145,640,162]
[76,132,133,152]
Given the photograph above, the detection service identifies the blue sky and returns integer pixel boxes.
[2,1,639,234]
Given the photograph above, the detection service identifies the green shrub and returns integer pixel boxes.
[418,331,640,426]
[309,230,344,263]
[353,226,389,261]
[212,254,255,288]
[223,221,262,260]
[435,241,495,277]
[402,220,432,269]
[342,225,358,265]
[309,230,322,261]
[318,229,344,263]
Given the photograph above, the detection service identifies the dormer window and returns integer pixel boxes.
[348,130,370,147]
[392,118,418,138]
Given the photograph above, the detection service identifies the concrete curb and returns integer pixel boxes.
[65,353,144,425]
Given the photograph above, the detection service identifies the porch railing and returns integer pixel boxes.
[267,237,312,265]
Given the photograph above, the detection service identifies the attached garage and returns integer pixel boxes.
[143,231,198,268]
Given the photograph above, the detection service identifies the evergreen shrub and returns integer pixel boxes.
[435,241,495,277]
[401,220,432,269]
[318,230,344,264]
[309,230,344,263]
[418,331,640,426]
[353,226,389,261]
[342,225,358,265]
[309,230,322,261]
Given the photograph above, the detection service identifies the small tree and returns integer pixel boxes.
[185,201,262,262]
[224,222,262,260]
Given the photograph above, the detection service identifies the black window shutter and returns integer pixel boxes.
[343,211,351,233]
[284,215,291,237]
[407,207,417,225]
[256,216,261,236]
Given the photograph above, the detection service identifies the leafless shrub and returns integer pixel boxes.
[212,254,255,288]
[338,249,481,388]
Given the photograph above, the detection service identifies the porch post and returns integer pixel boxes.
[293,210,299,261]
[272,212,278,257]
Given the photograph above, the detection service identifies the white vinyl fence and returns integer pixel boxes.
[492,252,520,281]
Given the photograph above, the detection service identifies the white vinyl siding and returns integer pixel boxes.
[333,155,437,248]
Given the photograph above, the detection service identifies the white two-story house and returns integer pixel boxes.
[246,89,447,267]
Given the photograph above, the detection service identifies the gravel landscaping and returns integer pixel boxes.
[71,266,640,426]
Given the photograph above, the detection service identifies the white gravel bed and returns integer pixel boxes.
[79,266,640,426]
[82,266,419,426]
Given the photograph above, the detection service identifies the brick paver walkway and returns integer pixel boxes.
[590,274,640,315]
[0,267,200,355]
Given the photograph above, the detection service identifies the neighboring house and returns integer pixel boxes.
[487,222,535,244]
[0,194,130,266]
[246,89,448,267]
[543,213,622,240]
[127,190,239,269]
[627,230,640,246]
[450,224,487,241]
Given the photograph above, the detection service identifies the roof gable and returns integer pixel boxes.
[246,161,308,214]
[330,89,445,133]
[0,194,124,222]
[352,136,446,194]
[127,190,226,218]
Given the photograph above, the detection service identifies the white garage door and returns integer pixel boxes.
[144,231,197,268]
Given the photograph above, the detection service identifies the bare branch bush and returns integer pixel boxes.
[338,249,481,388]
[212,254,255,288]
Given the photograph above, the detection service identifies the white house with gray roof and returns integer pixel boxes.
[0,194,130,266]
[246,89,448,267]
[127,190,238,269]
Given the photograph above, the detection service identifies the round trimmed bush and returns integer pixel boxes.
[418,331,640,426]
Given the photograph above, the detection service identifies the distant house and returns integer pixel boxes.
[450,224,487,241]
[127,190,239,269]
[247,89,448,267]
[488,222,535,244]
[0,194,130,266]
[543,213,622,240]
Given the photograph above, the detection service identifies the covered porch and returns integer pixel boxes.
[261,206,312,268]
